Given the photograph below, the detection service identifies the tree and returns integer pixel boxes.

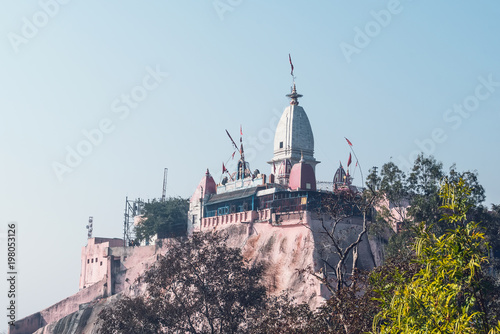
[247,294,328,334]
[98,232,267,334]
[317,270,380,334]
[134,197,189,243]
[406,154,444,226]
[308,188,377,333]
[312,188,376,292]
[370,154,487,256]
[372,178,500,333]
[378,162,410,224]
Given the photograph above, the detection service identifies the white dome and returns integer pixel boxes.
[272,104,315,163]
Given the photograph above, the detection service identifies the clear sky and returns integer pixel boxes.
[1,0,499,329]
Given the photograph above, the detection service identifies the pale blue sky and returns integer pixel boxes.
[1,1,499,328]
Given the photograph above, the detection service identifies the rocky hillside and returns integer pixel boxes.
[30,218,382,334]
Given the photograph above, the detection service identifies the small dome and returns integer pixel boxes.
[333,164,347,184]
[190,169,216,203]
[289,161,316,191]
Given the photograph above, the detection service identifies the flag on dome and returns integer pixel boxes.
[289,54,294,77]
[345,137,353,146]
[347,153,352,167]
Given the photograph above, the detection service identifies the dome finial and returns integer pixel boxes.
[300,150,304,163]
[286,82,303,105]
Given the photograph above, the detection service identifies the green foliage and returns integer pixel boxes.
[366,167,381,191]
[379,162,408,208]
[134,197,188,243]
[469,203,500,271]
[372,154,487,251]
[383,224,416,259]
[372,178,496,333]
[406,154,444,229]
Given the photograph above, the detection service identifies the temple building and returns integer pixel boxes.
[187,81,355,234]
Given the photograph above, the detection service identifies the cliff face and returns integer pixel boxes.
[223,221,322,307]
[222,214,377,307]
[23,217,379,334]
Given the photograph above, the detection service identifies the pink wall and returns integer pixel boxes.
[201,210,259,231]
[79,238,123,290]
[10,279,106,334]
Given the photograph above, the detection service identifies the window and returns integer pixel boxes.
[91,259,94,263]
[279,141,283,148]
[87,259,89,264]
[100,261,103,266]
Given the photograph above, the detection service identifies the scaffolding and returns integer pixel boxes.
[123,197,144,247]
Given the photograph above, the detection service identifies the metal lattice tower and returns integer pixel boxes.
[123,197,144,247]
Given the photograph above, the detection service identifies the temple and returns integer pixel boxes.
[188,80,361,235]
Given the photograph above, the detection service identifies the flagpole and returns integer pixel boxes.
[345,138,364,188]
[222,151,236,182]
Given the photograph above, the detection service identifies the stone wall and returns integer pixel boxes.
[10,242,163,334]
[79,238,124,290]
[9,279,106,334]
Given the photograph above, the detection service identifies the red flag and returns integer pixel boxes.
[289,54,294,77]
[232,151,235,159]
[345,137,353,146]
[222,162,227,174]
[240,125,243,136]
[347,153,352,167]
[355,161,358,167]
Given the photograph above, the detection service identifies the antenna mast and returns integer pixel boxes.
[162,168,168,202]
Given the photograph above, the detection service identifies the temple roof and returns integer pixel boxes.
[205,186,261,205]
